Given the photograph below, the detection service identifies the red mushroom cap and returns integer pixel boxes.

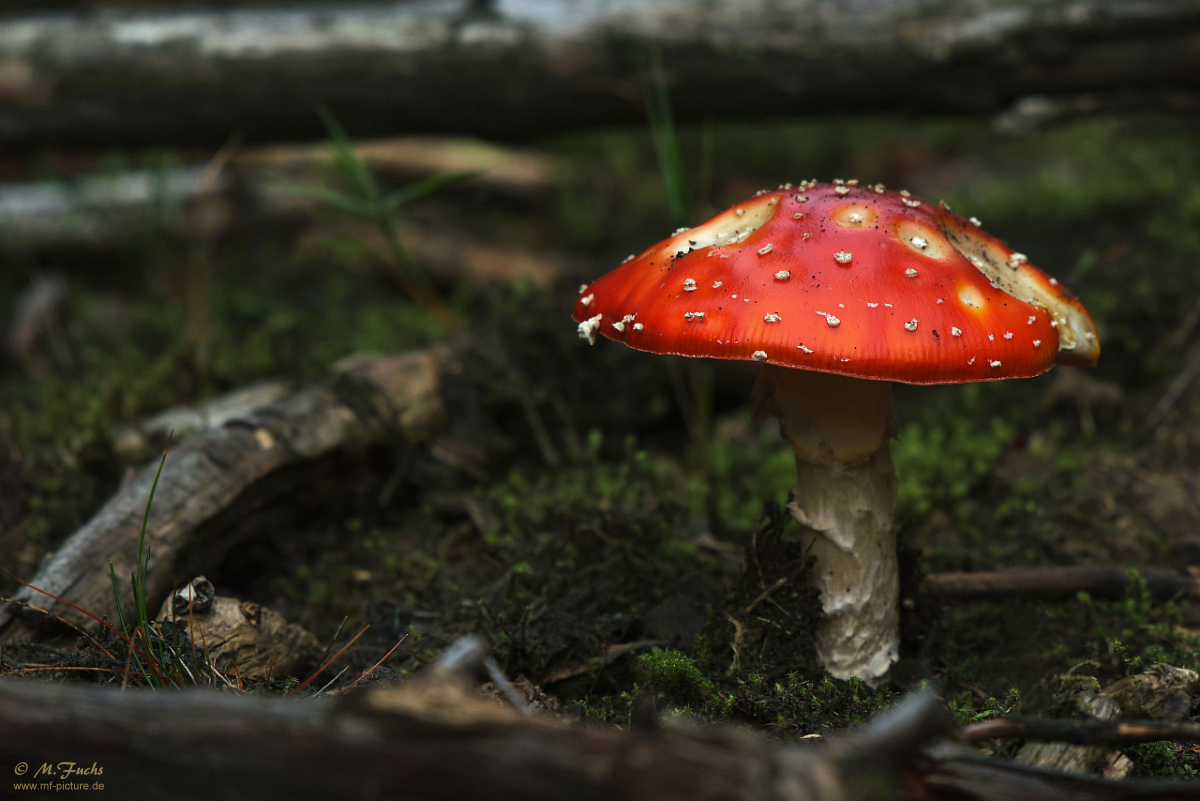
[573,181,1099,385]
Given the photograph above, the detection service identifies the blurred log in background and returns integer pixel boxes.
[0,0,1199,150]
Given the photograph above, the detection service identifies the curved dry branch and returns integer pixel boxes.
[0,351,444,644]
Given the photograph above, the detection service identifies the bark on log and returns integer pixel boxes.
[0,677,931,801]
[2,0,1200,150]
[919,566,1200,602]
[0,350,445,644]
[0,677,1195,801]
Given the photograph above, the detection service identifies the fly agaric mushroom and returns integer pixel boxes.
[572,180,1099,685]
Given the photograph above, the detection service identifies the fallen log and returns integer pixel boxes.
[0,675,1196,801]
[919,566,1200,602]
[2,0,1200,150]
[0,350,445,644]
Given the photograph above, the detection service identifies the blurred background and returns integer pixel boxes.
[2,0,1200,766]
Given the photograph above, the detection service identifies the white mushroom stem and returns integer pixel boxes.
[753,366,898,686]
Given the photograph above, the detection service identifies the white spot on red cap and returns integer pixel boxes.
[905,268,918,278]
[911,236,928,249]
[969,217,982,227]
[797,344,814,353]
[951,327,963,337]
[1004,332,1013,340]
[713,281,723,288]
[684,312,705,321]
[990,360,1002,368]
[1032,339,1040,347]
[764,313,782,323]
[683,279,697,292]
[758,244,773,256]
[774,270,791,280]
[578,314,602,344]
[904,319,919,332]
[752,350,768,361]
[834,251,852,264]
[633,323,644,332]
[581,294,594,307]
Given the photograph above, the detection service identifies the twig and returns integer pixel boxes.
[744,577,788,614]
[289,625,368,697]
[340,635,408,693]
[920,566,1200,602]
[963,715,1200,747]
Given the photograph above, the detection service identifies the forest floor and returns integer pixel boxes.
[2,113,1200,778]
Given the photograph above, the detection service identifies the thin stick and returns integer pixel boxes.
[310,666,350,699]
[289,625,369,698]
[2,569,162,683]
[342,634,407,692]
[963,715,1200,747]
[0,596,116,660]
[744,577,788,614]
[12,666,148,679]
[920,566,1200,602]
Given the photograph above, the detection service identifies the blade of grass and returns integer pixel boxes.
[382,169,482,210]
[644,49,689,229]
[273,180,377,217]
[317,104,380,201]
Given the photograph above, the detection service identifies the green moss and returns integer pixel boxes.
[1131,742,1200,779]
[637,648,713,704]
[892,390,1016,524]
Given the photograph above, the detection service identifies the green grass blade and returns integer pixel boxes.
[316,104,379,201]
[274,180,377,218]
[644,49,689,229]
[382,170,482,211]
[109,561,130,636]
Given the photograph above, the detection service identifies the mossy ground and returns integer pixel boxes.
[4,114,1200,771]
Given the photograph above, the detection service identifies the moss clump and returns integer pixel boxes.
[638,648,713,705]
